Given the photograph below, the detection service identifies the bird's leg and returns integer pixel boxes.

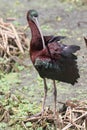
[53,80,57,116]
[42,78,48,114]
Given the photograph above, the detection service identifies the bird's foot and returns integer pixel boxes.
[26,107,51,119]
[23,108,61,130]
[23,107,53,124]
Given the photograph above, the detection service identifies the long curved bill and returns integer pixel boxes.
[33,16,46,49]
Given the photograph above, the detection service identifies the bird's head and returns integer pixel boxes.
[27,9,40,34]
[27,9,46,49]
[27,9,38,22]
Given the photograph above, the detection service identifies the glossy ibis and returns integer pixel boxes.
[27,9,80,115]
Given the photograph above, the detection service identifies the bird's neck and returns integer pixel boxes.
[28,20,43,63]
[29,20,41,39]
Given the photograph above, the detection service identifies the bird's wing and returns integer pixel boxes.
[44,36,80,58]
[38,42,62,60]
[35,41,80,61]
[43,35,53,43]
[44,35,66,45]
[47,42,80,59]
[47,36,66,43]
[61,45,80,58]
[44,36,75,59]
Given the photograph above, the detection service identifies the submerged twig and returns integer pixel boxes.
[22,100,87,129]
[62,112,87,130]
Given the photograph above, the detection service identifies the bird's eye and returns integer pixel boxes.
[30,10,38,17]
[31,12,38,17]
[33,13,38,17]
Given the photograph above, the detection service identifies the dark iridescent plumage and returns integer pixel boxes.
[34,40,80,85]
[27,9,80,115]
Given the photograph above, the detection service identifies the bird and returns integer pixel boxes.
[26,9,80,115]
[84,37,87,47]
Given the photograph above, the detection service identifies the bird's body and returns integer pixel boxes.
[34,41,80,85]
[30,33,79,85]
[27,9,80,115]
